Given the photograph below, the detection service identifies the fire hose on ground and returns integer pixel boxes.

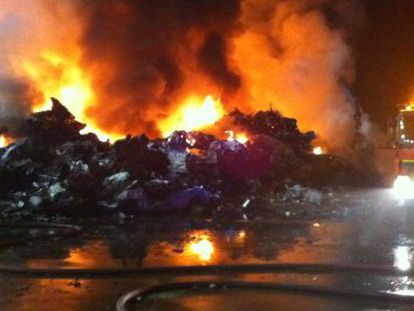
[1,222,414,310]
[115,280,414,311]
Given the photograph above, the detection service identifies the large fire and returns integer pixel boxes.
[20,51,122,142]
[159,95,225,137]
[159,96,250,143]
[19,48,227,141]
[0,1,360,155]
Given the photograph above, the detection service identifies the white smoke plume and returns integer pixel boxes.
[0,1,80,132]
[232,0,365,156]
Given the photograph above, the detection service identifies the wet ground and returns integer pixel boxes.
[1,188,414,310]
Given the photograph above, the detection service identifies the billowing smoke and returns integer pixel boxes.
[75,0,242,136]
[0,0,81,134]
[0,0,366,155]
[0,78,37,134]
[232,0,364,155]
[0,2,34,131]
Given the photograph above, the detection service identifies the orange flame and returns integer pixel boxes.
[20,50,122,142]
[159,95,225,137]
[227,130,249,144]
[0,1,364,155]
[187,235,215,262]
[0,135,11,148]
[402,100,414,112]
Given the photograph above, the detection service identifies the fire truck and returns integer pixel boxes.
[393,104,414,198]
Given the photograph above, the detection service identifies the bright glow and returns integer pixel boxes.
[0,136,7,148]
[188,236,214,262]
[403,105,414,112]
[160,95,225,137]
[235,230,247,243]
[226,130,249,144]
[394,246,412,271]
[236,133,249,144]
[23,51,93,116]
[313,146,323,155]
[238,231,246,239]
[21,50,121,142]
[0,135,12,148]
[0,136,5,148]
[393,176,414,200]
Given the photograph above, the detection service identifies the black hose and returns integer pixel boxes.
[116,281,414,311]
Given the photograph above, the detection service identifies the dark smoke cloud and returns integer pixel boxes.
[0,0,368,155]
[0,77,38,134]
[75,0,242,136]
[198,32,241,91]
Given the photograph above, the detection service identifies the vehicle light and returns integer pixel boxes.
[393,176,414,200]
[394,246,412,271]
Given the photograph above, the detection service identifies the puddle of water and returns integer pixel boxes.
[2,201,414,310]
[3,218,406,270]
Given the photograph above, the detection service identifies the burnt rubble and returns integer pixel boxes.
[0,99,375,218]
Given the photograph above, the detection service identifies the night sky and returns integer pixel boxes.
[354,0,414,127]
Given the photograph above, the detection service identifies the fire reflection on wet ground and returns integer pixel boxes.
[1,189,414,310]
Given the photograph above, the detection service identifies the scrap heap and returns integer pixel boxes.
[0,99,364,218]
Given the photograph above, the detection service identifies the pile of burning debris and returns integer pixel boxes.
[0,99,371,218]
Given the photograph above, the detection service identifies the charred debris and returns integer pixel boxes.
[0,98,375,218]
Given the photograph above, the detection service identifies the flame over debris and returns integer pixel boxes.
[226,130,249,144]
[20,51,121,142]
[159,95,224,137]
[0,98,379,217]
[0,1,365,155]
[0,135,12,148]
[22,51,92,115]
[402,100,414,112]
[187,235,215,262]
[313,146,324,155]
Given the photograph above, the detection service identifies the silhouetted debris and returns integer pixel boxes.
[0,98,369,218]
[25,98,86,143]
[229,109,315,153]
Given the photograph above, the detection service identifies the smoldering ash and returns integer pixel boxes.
[0,0,365,155]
